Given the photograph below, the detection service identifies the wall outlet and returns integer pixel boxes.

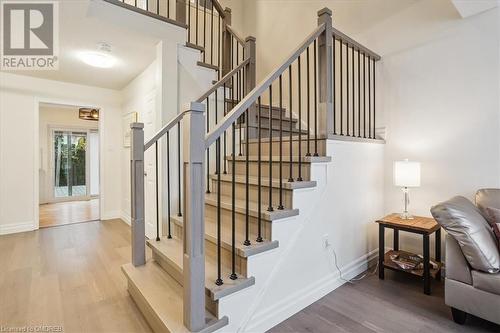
[322,234,329,249]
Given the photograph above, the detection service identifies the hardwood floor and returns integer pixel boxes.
[269,270,500,333]
[2,219,498,333]
[0,219,152,333]
[39,199,99,228]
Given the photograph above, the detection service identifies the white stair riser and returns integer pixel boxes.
[210,178,294,208]
[228,160,312,180]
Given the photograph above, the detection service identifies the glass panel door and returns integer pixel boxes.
[54,130,88,198]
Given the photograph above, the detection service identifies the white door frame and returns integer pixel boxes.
[48,126,95,203]
[34,98,103,230]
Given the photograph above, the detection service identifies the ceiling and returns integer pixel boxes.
[1,0,159,90]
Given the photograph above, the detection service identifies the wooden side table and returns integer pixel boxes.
[376,214,443,295]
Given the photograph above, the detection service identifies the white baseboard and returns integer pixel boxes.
[100,210,121,221]
[120,212,131,225]
[0,221,36,235]
[245,249,379,333]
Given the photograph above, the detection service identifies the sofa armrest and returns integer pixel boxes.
[446,235,472,285]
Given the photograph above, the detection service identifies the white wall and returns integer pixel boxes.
[370,4,500,253]
[0,73,123,234]
[225,0,500,255]
[38,105,99,204]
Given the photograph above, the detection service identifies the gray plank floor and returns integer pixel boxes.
[268,270,500,333]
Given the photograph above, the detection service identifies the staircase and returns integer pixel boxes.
[108,1,381,332]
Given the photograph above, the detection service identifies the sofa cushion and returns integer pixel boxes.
[431,196,500,273]
[472,270,500,296]
[476,189,500,227]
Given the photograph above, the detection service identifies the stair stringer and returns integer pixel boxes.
[214,139,385,332]
[209,160,329,332]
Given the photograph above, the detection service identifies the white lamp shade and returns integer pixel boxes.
[394,160,421,187]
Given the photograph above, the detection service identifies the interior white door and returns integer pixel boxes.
[143,91,157,240]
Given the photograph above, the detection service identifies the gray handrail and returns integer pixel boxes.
[195,57,249,103]
[205,23,326,148]
[211,0,226,18]
[144,110,187,151]
[226,24,245,46]
[332,27,381,60]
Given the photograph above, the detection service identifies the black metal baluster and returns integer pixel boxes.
[155,141,160,241]
[257,97,263,242]
[363,53,366,138]
[352,46,355,137]
[215,137,223,286]
[157,0,159,15]
[206,97,211,193]
[195,0,199,45]
[368,56,372,139]
[167,0,169,18]
[244,107,250,246]
[314,39,318,156]
[203,1,206,62]
[340,41,343,136]
[238,56,242,156]
[306,46,311,156]
[297,55,303,181]
[358,50,361,137]
[278,75,284,209]
[223,83,227,174]
[177,122,182,216]
[268,85,274,212]
[166,131,172,239]
[373,58,376,139]
[347,45,350,136]
[187,0,191,43]
[333,36,336,135]
[218,14,221,77]
[288,65,293,183]
[230,124,237,280]
[210,2,214,65]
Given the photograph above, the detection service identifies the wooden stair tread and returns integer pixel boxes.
[197,61,219,71]
[204,193,299,221]
[170,215,279,258]
[122,261,228,333]
[147,238,255,301]
[185,42,204,52]
[244,135,328,143]
[209,173,317,190]
[227,155,332,163]
[240,123,308,134]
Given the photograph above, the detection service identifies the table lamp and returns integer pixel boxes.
[394,159,421,219]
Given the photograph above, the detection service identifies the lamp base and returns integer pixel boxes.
[399,212,414,220]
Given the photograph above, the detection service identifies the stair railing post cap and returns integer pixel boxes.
[224,7,231,13]
[317,8,332,17]
[245,36,256,42]
[130,122,144,129]
[184,101,205,113]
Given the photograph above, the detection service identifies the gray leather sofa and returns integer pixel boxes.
[431,189,500,325]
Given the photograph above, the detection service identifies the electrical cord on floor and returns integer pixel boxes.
[326,241,379,284]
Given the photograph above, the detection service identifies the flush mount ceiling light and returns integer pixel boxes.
[79,42,116,68]
[79,107,100,121]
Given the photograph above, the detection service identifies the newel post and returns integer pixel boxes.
[244,36,258,130]
[130,122,146,267]
[182,102,206,331]
[176,0,187,24]
[317,8,334,136]
[222,7,232,76]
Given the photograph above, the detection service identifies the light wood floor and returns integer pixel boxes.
[269,270,500,333]
[39,199,99,228]
[2,219,499,333]
[0,219,152,333]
